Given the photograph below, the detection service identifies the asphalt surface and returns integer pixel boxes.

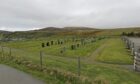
[0,64,45,84]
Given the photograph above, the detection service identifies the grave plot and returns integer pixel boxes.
[122,36,140,71]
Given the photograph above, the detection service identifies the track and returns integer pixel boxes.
[0,64,45,84]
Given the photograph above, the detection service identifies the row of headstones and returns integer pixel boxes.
[41,36,106,47]
[70,36,106,50]
[122,36,140,71]
[60,37,105,54]
[41,37,106,54]
[41,40,65,48]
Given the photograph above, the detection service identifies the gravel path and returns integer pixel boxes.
[0,64,45,84]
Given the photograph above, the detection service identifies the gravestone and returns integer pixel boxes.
[60,41,63,44]
[51,41,54,45]
[71,45,76,50]
[77,44,80,48]
[58,40,60,45]
[46,42,50,46]
[42,43,45,48]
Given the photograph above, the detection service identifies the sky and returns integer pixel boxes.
[0,0,140,31]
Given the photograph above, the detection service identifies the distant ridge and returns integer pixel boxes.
[33,27,97,32]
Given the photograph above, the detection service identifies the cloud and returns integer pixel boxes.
[0,0,140,31]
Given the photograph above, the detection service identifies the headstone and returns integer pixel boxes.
[60,41,63,44]
[58,40,60,45]
[71,45,76,50]
[77,44,80,48]
[46,42,50,46]
[51,41,54,45]
[42,43,45,48]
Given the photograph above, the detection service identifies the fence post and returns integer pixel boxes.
[40,51,43,71]
[9,48,12,60]
[1,46,4,60]
[78,56,81,76]
[9,48,11,56]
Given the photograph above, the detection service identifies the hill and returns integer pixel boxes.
[0,27,140,40]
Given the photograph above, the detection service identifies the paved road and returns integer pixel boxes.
[0,64,45,84]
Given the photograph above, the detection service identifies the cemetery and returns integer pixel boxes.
[0,0,140,83]
[1,30,140,84]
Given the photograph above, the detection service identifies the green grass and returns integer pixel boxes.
[1,37,140,84]
[1,37,105,57]
[96,38,133,64]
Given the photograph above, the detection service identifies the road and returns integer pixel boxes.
[0,64,45,84]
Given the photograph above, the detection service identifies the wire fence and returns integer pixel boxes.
[0,37,107,84]
[0,46,96,84]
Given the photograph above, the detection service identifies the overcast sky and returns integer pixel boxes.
[0,0,140,31]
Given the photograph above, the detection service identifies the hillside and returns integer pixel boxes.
[0,27,140,40]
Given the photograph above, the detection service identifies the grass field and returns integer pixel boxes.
[1,36,140,84]
[1,36,106,57]
[95,38,133,64]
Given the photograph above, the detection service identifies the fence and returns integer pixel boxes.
[0,36,107,84]
[0,46,96,84]
[122,36,140,71]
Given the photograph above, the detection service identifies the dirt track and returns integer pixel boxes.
[0,64,45,84]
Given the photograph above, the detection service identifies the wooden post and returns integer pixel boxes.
[9,48,11,57]
[40,51,43,70]
[9,48,12,60]
[1,46,4,60]
[78,56,81,76]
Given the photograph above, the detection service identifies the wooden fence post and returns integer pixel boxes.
[78,56,81,76]
[9,48,11,56]
[9,48,12,60]
[40,51,43,70]
[1,46,4,60]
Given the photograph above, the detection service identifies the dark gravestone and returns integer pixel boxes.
[51,41,54,45]
[77,44,80,48]
[71,45,76,50]
[60,50,63,53]
[58,40,60,45]
[60,41,63,44]
[46,42,50,46]
[42,43,45,48]
[76,39,79,42]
